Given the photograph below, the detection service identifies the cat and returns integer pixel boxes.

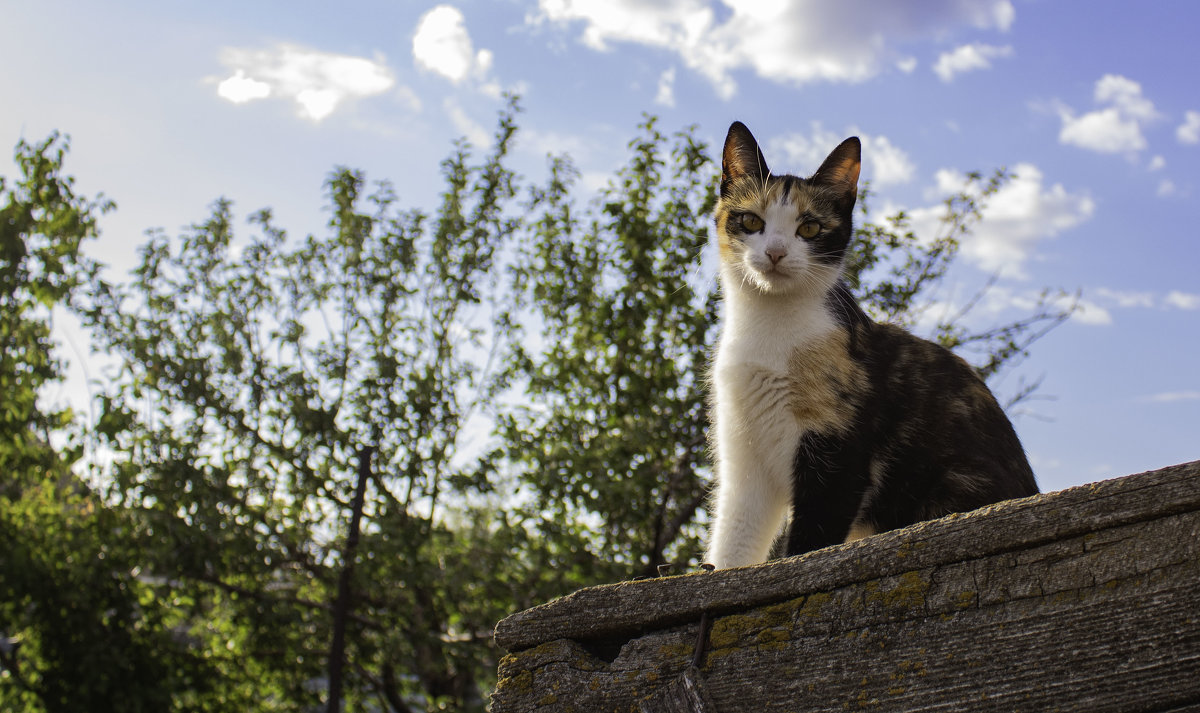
[705,121,1038,570]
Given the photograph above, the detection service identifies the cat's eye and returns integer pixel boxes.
[797,221,821,239]
[739,213,765,232]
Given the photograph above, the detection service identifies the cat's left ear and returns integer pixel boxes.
[811,137,861,206]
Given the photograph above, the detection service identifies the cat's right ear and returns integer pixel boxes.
[722,121,770,197]
[810,136,861,208]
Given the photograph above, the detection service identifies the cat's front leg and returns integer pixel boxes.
[706,468,788,569]
[706,416,797,569]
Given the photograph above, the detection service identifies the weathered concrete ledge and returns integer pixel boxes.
[492,460,1200,712]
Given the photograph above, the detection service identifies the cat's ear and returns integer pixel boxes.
[722,121,770,195]
[811,137,861,205]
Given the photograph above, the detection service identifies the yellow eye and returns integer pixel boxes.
[740,213,764,232]
[797,221,821,239]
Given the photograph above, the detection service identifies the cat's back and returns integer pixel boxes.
[865,322,998,409]
[860,322,1038,499]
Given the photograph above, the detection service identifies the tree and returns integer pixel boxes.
[0,132,103,484]
[80,98,564,712]
[500,118,716,579]
[0,134,212,712]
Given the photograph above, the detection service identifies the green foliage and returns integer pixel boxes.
[0,134,215,713]
[0,133,107,478]
[501,117,717,578]
[3,108,1076,711]
[0,481,217,712]
[78,96,562,711]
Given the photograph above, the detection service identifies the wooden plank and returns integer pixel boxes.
[491,461,1200,712]
[494,461,1200,653]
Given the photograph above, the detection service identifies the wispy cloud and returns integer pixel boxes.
[914,286,1108,336]
[1083,287,1200,316]
[1057,74,1159,154]
[655,67,677,107]
[1094,287,1155,309]
[933,43,1013,82]
[442,98,490,147]
[771,122,916,187]
[909,164,1093,278]
[1143,390,1200,403]
[531,0,1015,99]
[1164,290,1200,310]
[215,44,396,121]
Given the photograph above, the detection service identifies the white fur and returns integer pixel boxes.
[706,201,842,569]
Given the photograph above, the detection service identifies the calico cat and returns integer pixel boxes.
[705,121,1038,570]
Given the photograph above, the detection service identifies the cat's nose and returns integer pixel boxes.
[766,247,786,264]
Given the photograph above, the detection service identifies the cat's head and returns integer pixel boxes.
[714,121,861,297]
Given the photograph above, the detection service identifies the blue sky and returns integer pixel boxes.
[3,0,1198,492]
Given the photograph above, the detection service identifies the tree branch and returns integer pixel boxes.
[326,445,373,713]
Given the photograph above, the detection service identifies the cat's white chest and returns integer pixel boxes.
[705,288,838,568]
[711,299,832,443]
[713,289,836,384]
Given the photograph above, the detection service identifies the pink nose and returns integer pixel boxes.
[766,247,786,264]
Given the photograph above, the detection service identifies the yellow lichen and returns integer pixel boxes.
[755,627,788,651]
[708,597,801,650]
[864,570,928,611]
[800,591,834,618]
[495,669,534,694]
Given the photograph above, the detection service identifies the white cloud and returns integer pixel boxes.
[1060,108,1145,153]
[216,44,395,121]
[655,67,676,107]
[1095,74,1157,119]
[1164,290,1200,310]
[863,135,917,186]
[413,5,495,89]
[532,0,1015,98]
[932,43,1013,82]
[1147,155,1166,171]
[770,123,916,187]
[896,57,918,74]
[1058,74,1158,154]
[217,70,271,103]
[1177,110,1200,145]
[911,164,1093,278]
[1157,179,1177,197]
